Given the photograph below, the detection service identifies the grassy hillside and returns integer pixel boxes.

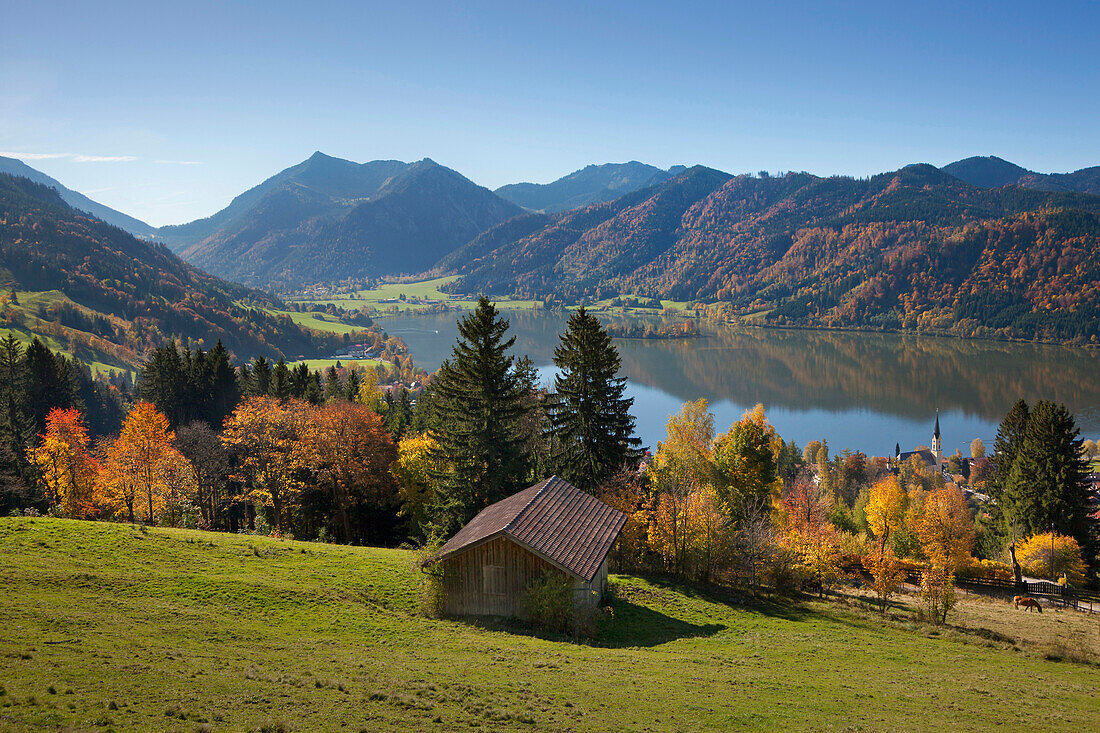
[1,519,1097,731]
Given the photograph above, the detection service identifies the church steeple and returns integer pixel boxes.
[931,411,942,469]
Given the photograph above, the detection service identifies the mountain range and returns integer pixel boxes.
[5,152,1100,344]
[157,153,522,289]
[494,161,687,213]
[0,174,341,368]
[444,164,1100,343]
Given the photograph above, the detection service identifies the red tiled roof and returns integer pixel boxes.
[437,476,628,581]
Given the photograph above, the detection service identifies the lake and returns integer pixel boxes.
[375,310,1100,458]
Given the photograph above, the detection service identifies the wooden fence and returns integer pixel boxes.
[901,569,1100,612]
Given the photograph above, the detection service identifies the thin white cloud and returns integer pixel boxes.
[153,159,201,165]
[72,154,138,163]
[0,151,138,163]
[0,151,71,160]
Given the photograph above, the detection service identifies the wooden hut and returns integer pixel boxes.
[434,476,627,619]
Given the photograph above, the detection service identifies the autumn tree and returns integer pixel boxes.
[647,399,720,579]
[548,307,642,493]
[970,438,985,460]
[779,479,844,595]
[865,476,906,553]
[99,402,187,524]
[1015,532,1088,585]
[29,408,99,518]
[221,396,310,533]
[306,401,398,544]
[174,421,231,528]
[713,404,780,517]
[866,549,906,613]
[915,484,974,574]
[391,432,440,542]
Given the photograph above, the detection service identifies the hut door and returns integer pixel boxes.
[482,565,506,596]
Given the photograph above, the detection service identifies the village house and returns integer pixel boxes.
[433,476,626,619]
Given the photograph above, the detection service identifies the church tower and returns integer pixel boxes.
[931,412,942,470]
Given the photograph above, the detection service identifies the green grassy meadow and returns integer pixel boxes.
[1,518,1097,732]
[289,276,542,313]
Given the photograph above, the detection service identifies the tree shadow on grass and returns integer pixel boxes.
[595,599,726,648]
[635,574,814,622]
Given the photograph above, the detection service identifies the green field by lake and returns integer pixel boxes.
[1,518,1096,732]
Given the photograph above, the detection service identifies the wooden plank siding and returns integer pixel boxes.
[441,535,610,619]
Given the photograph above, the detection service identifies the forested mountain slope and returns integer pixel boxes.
[0,155,158,239]
[444,165,1100,343]
[161,153,522,289]
[0,174,340,367]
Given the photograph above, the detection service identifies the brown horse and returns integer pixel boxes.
[1014,596,1043,613]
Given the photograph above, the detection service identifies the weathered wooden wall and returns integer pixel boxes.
[440,536,611,618]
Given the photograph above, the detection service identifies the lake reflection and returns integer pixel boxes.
[376,311,1100,457]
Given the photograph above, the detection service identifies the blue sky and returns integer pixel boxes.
[2,0,1098,225]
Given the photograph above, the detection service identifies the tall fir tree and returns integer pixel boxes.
[249,356,272,396]
[987,399,1030,527]
[271,360,292,401]
[548,307,641,493]
[1004,400,1093,562]
[427,297,533,536]
[0,335,32,509]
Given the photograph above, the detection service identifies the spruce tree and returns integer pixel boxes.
[324,366,342,402]
[428,297,533,536]
[0,334,32,505]
[271,359,292,401]
[548,307,641,493]
[1005,401,1092,557]
[987,399,1030,516]
[249,356,272,396]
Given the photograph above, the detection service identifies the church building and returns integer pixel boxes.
[894,413,944,472]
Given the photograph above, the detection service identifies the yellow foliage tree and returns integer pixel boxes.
[915,484,974,574]
[221,396,311,533]
[29,408,100,518]
[865,476,906,552]
[1015,532,1088,585]
[391,432,440,541]
[356,368,385,413]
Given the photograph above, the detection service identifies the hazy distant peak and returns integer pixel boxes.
[495,161,686,213]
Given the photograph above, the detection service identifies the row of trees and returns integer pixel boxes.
[12,297,1096,617]
[15,299,645,546]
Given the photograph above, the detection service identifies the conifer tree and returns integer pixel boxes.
[548,308,641,493]
[1004,400,1092,559]
[271,360,292,401]
[324,366,342,402]
[249,356,272,396]
[0,335,32,507]
[987,399,1030,525]
[428,297,533,536]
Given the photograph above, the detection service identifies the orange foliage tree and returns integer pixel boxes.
[779,480,844,595]
[29,408,99,518]
[221,396,311,533]
[99,402,188,524]
[305,401,398,544]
